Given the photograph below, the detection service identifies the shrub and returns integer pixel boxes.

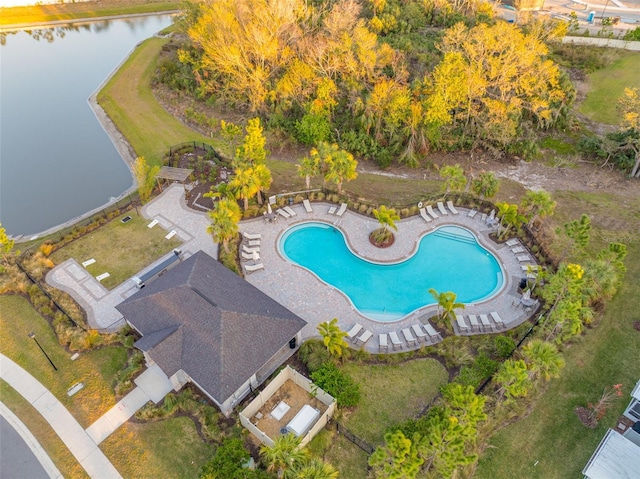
[297,339,331,373]
[494,336,516,359]
[310,363,361,407]
[359,204,368,214]
[456,352,499,388]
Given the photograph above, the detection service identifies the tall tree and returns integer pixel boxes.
[428,289,465,330]
[323,147,358,194]
[260,434,308,479]
[494,359,532,400]
[207,198,241,252]
[521,339,565,382]
[495,202,525,240]
[235,118,268,166]
[439,164,466,194]
[471,171,499,199]
[369,430,423,479]
[228,167,260,211]
[520,189,556,226]
[297,155,321,190]
[617,87,640,177]
[132,156,160,204]
[253,163,273,205]
[317,318,349,358]
[560,214,591,260]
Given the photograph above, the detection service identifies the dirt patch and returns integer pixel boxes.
[575,406,597,428]
[247,379,328,442]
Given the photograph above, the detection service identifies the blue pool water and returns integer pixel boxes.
[279,223,503,321]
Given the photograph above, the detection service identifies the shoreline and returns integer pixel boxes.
[0,9,178,32]
[9,14,176,243]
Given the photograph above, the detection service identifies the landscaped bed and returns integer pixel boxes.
[50,211,181,290]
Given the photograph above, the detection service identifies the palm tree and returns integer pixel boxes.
[496,202,525,240]
[520,190,556,226]
[471,171,499,199]
[228,166,259,210]
[317,318,349,358]
[297,155,320,190]
[439,164,466,193]
[324,147,357,194]
[253,163,273,205]
[204,181,236,202]
[207,198,241,252]
[582,258,620,305]
[428,288,465,330]
[372,205,400,244]
[285,458,339,479]
[521,339,565,382]
[260,433,308,478]
[494,359,532,400]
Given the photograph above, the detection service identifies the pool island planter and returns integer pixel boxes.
[240,366,336,448]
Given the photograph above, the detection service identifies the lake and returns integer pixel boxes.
[0,14,174,238]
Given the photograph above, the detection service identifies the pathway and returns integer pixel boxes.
[0,354,123,479]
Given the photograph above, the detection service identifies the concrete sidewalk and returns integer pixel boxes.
[0,354,123,479]
[86,364,173,444]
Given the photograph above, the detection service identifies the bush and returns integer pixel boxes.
[297,339,331,373]
[494,336,516,359]
[310,363,361,407]
[456,353,499,388]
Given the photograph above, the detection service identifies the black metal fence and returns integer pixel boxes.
[332,420,375,455]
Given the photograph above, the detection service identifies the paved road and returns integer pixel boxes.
[0,415,50,479]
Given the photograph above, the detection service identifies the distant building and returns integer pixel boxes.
[582,379,640,478]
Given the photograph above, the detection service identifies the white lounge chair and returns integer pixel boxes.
[356,330,373,345]
[420,208,432,223]
[379,333,388,352]
[277,209,290,219]
[490,312,505,329]
[424,323,442,341]
[243,232,261,240]
[506,238,520,247]
[347,323,363,341]
[328,206,337,215]
[411,324,429,342]
[402,328,417,347]
[336,203,348,217]
[479,314,492,332]
[468,314,480,332]
[517,254,531,262]
[511,246,525,254]
[389,331,403,350]
[247,239,261,247]
[456,314,469,332]
[447,201,459,215]
[437,202,448,215]
[467,209,478,218]
[242,245,260,254]
[244,263,264,274]
[303,199,313,213]
[521,264,539,272]
[481,213,487,223]
[283,205,297,217]
[241,251,260,261]
[427,205,439,219]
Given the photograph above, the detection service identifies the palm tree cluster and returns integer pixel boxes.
[260,434,338,479]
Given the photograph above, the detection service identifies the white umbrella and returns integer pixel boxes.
[522,289,531,301]
[267,203,272,214]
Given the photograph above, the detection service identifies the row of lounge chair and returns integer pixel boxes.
[328,203,348,217]
[455,312,505,333]
[379,323,442,352]
[241,232,264,274]
[419,200,459,223]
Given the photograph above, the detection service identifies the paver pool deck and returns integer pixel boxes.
[47,184,538,352]
[239,200,538,353]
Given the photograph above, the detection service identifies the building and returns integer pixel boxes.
[582,379,640,478]
[116,251,307,416]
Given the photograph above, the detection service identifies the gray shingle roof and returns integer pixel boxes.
[116,251,306,404]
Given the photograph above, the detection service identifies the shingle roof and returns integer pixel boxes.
[116,251,306,404]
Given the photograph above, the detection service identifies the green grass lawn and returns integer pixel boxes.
[0,295,128,426]
[341,359,449,445]
[578,52,640,125]
[311,429,370,478]
[101,419,214,479]
[0,381,89,479]
[50,211,181,290]
[97,37,214,167]
[0,0,181,27]
[474,188,640,478]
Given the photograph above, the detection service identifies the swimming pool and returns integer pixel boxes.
[279,222,504,321]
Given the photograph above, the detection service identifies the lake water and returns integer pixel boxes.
[0,14,174,238]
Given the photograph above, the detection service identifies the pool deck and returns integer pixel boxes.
[240,200,539,354]
[46,184,539,352]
